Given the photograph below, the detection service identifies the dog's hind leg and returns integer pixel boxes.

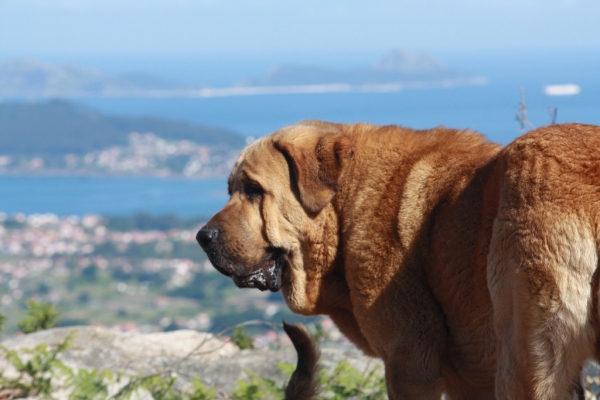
[488,214,597,400]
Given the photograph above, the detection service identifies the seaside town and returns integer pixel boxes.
[0,211,343,347]
[0,132,244,178]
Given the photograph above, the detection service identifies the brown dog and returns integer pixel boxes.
[197,121,600,399]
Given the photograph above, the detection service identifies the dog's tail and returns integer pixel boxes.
[283,321,321,400]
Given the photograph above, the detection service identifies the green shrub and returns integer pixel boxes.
[230,326,255,350]
[0,312,6,334]
[231,372,283,400]
[321,360,386,399]
[18,300,60,334]
[186,378,217,400]
[64,368,117,400]
[0,331,74,398]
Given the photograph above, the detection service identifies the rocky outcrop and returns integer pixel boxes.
[0,326,382,395]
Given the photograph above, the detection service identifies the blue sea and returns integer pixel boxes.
[1,50,599,217]
[0,176,227,217]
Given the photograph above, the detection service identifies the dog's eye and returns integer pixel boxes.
[244,183,264,199]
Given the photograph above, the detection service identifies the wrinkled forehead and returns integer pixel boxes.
[227,123,324,191]
[228,136,280,189]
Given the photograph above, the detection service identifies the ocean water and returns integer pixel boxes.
[0,176,227,217]
[1,50,599,217]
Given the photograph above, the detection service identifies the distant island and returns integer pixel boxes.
[0,50,486,99]
[238,49,485,88]
[0,100,247,178]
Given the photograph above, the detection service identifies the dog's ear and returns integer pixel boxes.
[275,126,354,213]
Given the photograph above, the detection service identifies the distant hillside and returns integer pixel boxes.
[0,100,246,178]
[0,59,193,98]
[0,100,245,156]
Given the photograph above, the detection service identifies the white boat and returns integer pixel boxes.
[544,84,581,96]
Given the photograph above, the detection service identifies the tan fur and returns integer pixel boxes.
[200,121,600,399]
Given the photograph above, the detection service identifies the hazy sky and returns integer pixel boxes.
[1,0,599,55]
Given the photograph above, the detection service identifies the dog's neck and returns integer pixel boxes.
[294,201,350,313]
[295,200,378,355]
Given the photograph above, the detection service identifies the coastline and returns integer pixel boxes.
[0,76,488,100]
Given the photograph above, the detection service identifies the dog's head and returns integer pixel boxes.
[197,121,354,312]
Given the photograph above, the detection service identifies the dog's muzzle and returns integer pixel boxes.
[196,225,284,292]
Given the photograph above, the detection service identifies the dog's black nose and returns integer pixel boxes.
[196,225,219,248]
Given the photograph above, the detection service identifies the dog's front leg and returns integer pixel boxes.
[384,356,445,400]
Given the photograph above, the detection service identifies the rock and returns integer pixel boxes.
[0,326,382,396]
